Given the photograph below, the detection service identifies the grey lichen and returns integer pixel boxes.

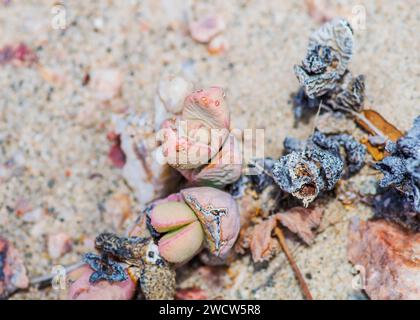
[374,116,420,213]
[272,131,366,206]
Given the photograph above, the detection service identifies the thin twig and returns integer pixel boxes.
[248,158,276,180]
[302,100,324,156]
[274,227,313,300]
[30,261,85,286]
[330,105,390,141]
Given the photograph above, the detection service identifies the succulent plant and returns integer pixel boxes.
[160,86,242,187]
[114,79,241,206]
[148,187,240,264]
[73,233,176,300]
[68,186,240,300]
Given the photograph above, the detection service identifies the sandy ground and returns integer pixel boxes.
[0,0,419,299]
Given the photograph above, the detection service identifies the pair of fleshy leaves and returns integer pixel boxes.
[150,187,240,264]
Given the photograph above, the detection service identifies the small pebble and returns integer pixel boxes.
[189,14,226,43]
[207,35,229,55]
[47,232,72,259]
[0,236,29,298]
[90,68,123,101]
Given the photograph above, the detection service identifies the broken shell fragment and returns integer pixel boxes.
[158,75,193,114]
[90,68,123,101]
[181,187,240,258]
[47,232,72,259]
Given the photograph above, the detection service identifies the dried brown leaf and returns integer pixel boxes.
[277,207,324,245]
[249,216,280,263]
[355,109,403,161]
[356,109,403,142]
[360,136,385,161]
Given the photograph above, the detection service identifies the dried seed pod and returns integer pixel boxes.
[333,133,366,176]
[272,131,366,206]
[374,116,420,214]
[272,147,341,206]
[294,19,354,98]
[333,72,365,112]
[138,262,176,300]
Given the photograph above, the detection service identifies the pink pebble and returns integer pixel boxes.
[48,232,72,259]
[189,14,226,43]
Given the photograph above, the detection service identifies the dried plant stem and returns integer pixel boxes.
[328,105,390,141]
[30,261,85,286]
[274,227,313,300]
[302,100,324,155]
[248,158,276,180]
